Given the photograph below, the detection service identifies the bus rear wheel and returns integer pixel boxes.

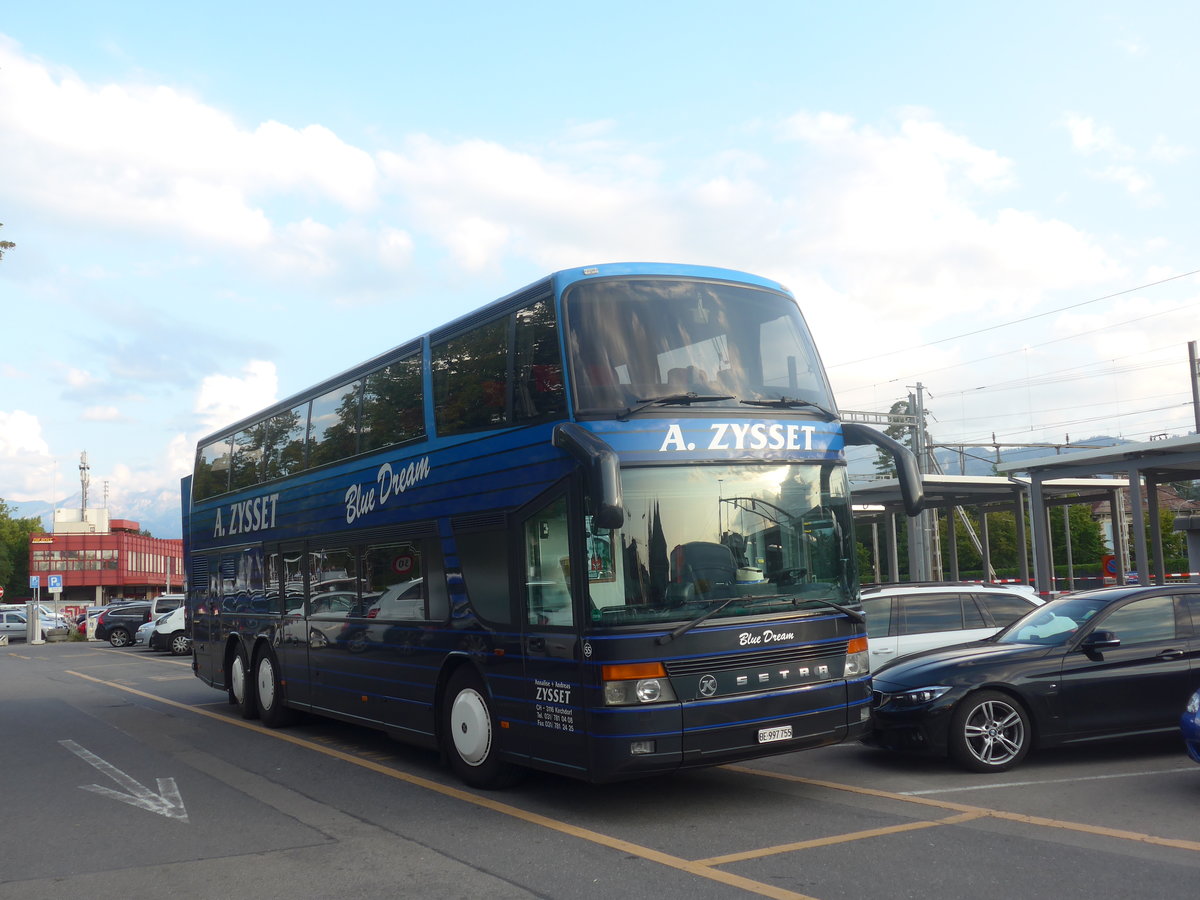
[255,646,296,728]
[228,643,258,720]
[442,667,520,789]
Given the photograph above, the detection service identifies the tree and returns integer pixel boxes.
[0,223,14,261]
[0,499,42,599]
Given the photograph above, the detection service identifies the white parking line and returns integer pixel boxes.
[903,767,1197,795]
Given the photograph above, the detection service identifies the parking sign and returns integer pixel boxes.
[48,574,63,593]
[29,575,40,589]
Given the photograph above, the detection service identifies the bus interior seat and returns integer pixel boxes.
[667,366,711,392]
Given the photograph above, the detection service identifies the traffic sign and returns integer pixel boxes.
[29,575,40,589]
[48,574,63,594]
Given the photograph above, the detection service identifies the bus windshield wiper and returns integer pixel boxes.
[617,392,735,421]
[813,598,865,624]
[656,595,740,645]
[739,397,837,420]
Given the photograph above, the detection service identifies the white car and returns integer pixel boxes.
[134,611,170,648]
[148,606,190,656]
[859,582,1042,666]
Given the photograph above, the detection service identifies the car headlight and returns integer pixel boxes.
[883,686,952,708]
[602,662,678,706]
[1187,691,1200,715]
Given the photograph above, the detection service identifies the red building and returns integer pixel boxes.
[28,509,183,609]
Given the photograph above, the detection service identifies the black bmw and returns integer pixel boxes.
[869,584,1200,772]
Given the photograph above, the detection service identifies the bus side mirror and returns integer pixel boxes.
[841,422,925,517]
[552,423,625,531]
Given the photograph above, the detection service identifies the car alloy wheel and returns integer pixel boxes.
[949,690,1031,772]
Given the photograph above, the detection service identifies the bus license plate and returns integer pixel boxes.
[757,725,792,744]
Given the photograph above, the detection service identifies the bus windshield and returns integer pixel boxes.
[587,463,855,626]
[565,277,835,416]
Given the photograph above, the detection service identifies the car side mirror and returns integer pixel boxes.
[1080,630,1120,656]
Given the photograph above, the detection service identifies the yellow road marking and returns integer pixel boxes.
[64,671,816,900]
[694,811,986,866]
[725,765,1200,854]
[65,668,1200,900]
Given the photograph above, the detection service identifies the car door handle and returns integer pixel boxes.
[1157,648,1185,660]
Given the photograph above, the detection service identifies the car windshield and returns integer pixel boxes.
[995,594,1110,646]
[585,462,856,627]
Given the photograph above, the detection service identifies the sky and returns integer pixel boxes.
[2,1,1199,538]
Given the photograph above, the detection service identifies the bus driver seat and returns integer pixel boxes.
[666,366,711,392]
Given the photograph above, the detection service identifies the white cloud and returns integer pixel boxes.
[1064,113,1132,157]
[0,37,377,257]
[1094,164,1157,201]
[1147,135,1189,164]
[193,360,279,432]
[82,406,123,422]
[0,410,56,500]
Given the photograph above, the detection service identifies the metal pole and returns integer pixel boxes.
[886,513,900,583]
[947,509,960,580]
[871,522,882,584]
[1014,496,1030,587]
[1189,340,1200,434]
[979,510,991,584]
[1113,488,1129,583]
[1147,476,1165,584]
[1127,467,1150,586]
[1029,477,1053,597]
[1062,504,1075,592]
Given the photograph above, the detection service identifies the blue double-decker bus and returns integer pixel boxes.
[182,262,922,787]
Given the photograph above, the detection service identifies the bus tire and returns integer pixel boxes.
[441,667,520,789]
[228,643,258,720]
[255,645,296,728]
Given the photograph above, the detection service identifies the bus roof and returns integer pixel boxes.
[195,262,791,446]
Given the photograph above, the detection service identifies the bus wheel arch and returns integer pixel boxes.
[438,662,521,789]
[226,637,258,720]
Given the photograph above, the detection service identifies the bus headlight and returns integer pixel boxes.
[843,635,869,677]
[602,662,678,706]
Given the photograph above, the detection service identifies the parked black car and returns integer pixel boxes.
[870,584,1200,772]
[93,601,153,648]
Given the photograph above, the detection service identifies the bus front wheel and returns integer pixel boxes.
[441,667,520,789]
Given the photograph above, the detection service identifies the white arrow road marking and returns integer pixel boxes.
[60,739,189,822]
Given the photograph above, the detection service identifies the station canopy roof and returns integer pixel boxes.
[852,473,1130,515]
[995,433,1200,483]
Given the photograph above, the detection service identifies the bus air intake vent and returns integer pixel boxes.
[665,641,848,676]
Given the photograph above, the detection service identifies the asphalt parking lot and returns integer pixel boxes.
[3,640,1198,900]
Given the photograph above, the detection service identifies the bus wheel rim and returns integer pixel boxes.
[257,658,275,710]
[450,688,491,766]
[231,655,246,702]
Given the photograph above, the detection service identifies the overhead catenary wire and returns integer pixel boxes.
[828,267,1200,371]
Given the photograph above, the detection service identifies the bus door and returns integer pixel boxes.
[518,494,588,774]
[189,553,219,685]
[270,542,311,708]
